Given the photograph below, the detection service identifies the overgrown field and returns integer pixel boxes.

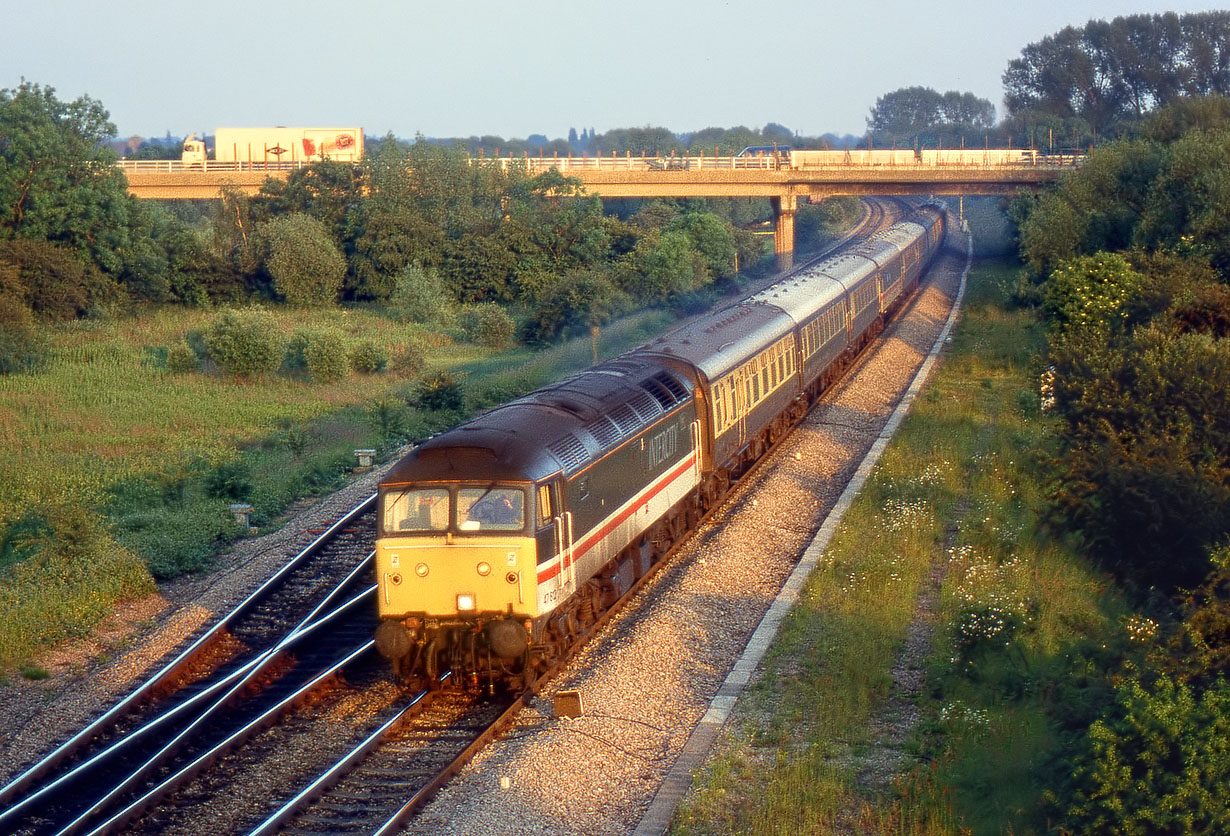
[671,258,1144,834]
[0,304,674,674]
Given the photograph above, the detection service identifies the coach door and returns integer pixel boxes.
[732,368,749,448]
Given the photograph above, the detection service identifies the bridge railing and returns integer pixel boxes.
[117,152,1083,176]
[116,160,312,172]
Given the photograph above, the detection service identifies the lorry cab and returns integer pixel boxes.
[181,135,206,166]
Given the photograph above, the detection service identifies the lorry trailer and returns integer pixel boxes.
[182,127,364,165]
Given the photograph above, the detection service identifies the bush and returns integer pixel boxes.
[389,263,455,326]
[461,302,516,348]
[521,268,622,345]
[0,237,119,321]
[1055,674,1230,834]
[261,213,346,307]
[350,340,388,373]
[204,308,283,378]
[1043,252,1144,335]
[205,457,252,501]
[388,338,427,378]
[166,338,199,374]
[284,329,348,382]
[413,371,465,413]
[304,331,347,382]
[0,505,154,669]
[368,397,412,444]
[0,292,43,375]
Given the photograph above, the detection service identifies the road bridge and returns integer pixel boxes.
[119,151,1074,267]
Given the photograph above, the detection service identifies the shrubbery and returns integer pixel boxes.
[204,308,283,378]
[388,338,427,378]
[301,330,348,382]
[390,263,454,326]
[0,291,43,375]
[350,340,388,373]
[166,338,199,374]
[1055,675,1230,834]
[261,213,346,307]
[461,302,516,348]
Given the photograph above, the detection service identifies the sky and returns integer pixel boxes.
[3,1,1227,143]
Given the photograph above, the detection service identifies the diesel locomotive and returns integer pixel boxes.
[373,202,948,691]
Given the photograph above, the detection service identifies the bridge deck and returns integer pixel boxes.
[119,154,1071,200]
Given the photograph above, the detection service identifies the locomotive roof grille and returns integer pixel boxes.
[640,376,676,409]
[654,371,688,401]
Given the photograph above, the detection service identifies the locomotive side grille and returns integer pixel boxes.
[548,435,590,474]
[585,416,622,449]
[654,371,688,401]
[609,403,642,436]
[627,391,663,422]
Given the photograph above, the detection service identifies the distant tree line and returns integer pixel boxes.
[868,11,1230,150]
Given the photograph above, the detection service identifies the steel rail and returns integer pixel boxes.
[0,495,375,809]
[244,679,449,836]
[51,591,373,836]
[75,641,378,836]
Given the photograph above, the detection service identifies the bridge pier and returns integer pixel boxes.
[772,195,797,270]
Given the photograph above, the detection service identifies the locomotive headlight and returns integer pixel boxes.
[457,593,476,612]
[476,562,492,577]
[415,563,430,578]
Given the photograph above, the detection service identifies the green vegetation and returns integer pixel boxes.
[675,96,1230,834]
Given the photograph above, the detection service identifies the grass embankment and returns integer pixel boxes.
[671,257,1140,835]
[0,305,673,674]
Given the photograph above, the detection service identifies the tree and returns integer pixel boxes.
[260,213,345,307]
[629,229,705,302]
[592,127,682,156]
[0,81,138,280]
[257,159,363,247]
[1015,139,1166,277]
[1004,13,1230,138]
[667,212,736,281]
[867,86,995,148]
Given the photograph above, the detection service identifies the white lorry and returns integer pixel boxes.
[181,127,364,166]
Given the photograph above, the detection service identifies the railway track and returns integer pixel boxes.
[0,197,917,836]
[0,502,378,836]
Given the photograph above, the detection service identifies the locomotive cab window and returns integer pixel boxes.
[458,487,525,532]
[383,487,449,533]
